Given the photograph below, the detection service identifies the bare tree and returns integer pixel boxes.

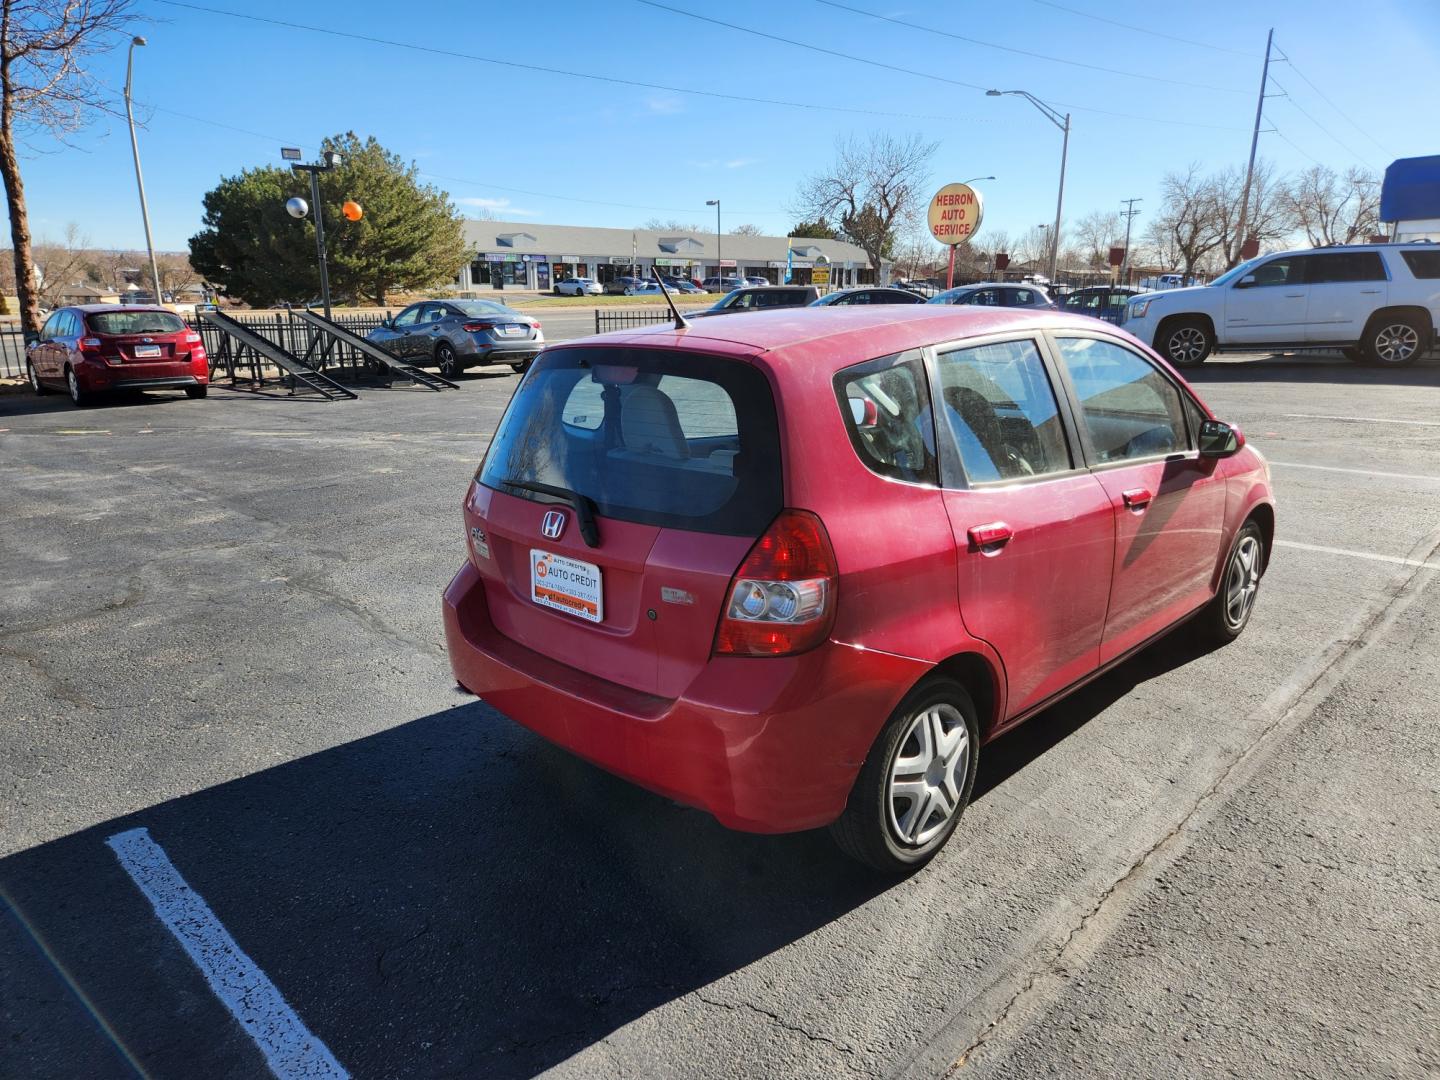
[795,132,937,277]
[1,0,138,334]
[1208,161,1292,269]
[728,223,763,237]
[1073,210,1123,269]
[33,222,89,306]
[1282,165,1380,247]
[1015,225,1052,268]
[641,218,704,233]
[155,251,198,295]
[1146,164,1228,280]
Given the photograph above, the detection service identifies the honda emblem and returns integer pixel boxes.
[540,510,567,539]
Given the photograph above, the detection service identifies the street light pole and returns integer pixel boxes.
[706,199,721,284]
[987,90,1069,283]
[123,37,163,306]
[290,150,344,319]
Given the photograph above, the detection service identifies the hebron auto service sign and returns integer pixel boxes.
[928,183,984,245]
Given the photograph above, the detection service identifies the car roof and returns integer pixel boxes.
[69,304,175,314]
[556,304,1122,372]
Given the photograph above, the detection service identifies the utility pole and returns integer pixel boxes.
[1233,28,1274,268]
[123,37,163,306]
[1119,198,1142,285]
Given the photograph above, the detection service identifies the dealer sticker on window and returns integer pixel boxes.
[530,549,603,623]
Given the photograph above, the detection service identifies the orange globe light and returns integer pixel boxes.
[342,200,363,222]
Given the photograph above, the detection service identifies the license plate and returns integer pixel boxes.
[133,345,162,358]
[530,549,603,623]
[498,324,525,336]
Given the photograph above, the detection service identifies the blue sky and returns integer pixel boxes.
[15,0,1440,253]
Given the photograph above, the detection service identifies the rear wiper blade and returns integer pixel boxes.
[501,480,600,548]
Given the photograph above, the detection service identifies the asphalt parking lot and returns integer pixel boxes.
[1,353,1437,1079]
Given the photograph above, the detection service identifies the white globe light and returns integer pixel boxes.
[286,197,309,219]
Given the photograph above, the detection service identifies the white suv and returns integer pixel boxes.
[1122,243,1440,367]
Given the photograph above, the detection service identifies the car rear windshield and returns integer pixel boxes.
[478,346,782,535]
[1400,250,1440,279]
[86,311,186,335]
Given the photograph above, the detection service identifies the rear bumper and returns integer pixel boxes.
[460,340,544,364]
[78,358,207,390]
[442,560,928,833]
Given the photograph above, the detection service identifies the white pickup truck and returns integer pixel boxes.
[1121,242,1440,367]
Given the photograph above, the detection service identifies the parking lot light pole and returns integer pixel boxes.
[706,199,720,283]
[289,149,345,319]
[123,37,163,307]
[987,90,1069,283]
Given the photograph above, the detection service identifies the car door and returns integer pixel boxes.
[1304,251,1387,343]
[1050,333,1227,665]
[31,311,62,380]
[931,334,1115,720]
[413,303,450,357]
[1223,254,1311,344]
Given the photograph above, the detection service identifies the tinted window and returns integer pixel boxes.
[480,347,780,536]
[834,351,935,485]
[39,313,63,340]
[392,305,422,328]
[1246,256,1308,287]
[1055,337,1187,463]
[1307,251,1386,284]
[86,311,185,335]
[59,312,80,337]
[1010,288,1041,307]
[935,339,1071,483]
[420,303,448,323]
[1400,250,1440,279]
[966,289,1001,306]
[451,300,512,317]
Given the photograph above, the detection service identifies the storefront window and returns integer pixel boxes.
[470,260,491,286]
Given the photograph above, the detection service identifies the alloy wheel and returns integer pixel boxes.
[886,704,970,846]
[67,368,81,404]
[28,363,39,393]
[1372,323,1419,364]
[1167,327,1208,365]
[1225,534,1262,631]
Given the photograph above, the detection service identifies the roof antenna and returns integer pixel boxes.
[652,267,690,330]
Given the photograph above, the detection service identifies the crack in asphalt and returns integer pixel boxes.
[941,526,1440,1076]
[693,992,858,1059]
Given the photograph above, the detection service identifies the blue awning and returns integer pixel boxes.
[1380,155,1440,222]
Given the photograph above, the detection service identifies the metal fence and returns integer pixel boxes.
[594,308,681,334]
[1,327,26,379]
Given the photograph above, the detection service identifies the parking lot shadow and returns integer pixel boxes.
[1187,356,1439,388]
[0,699,887,1079]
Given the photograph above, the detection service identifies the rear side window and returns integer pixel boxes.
[935,339,1072,483]
[86,311,186,335]
[480,347,780,536]
[1054,337,1187,463]
[1307,252,1386,283]
[834,351,936,485]
[1400,250,1440,278]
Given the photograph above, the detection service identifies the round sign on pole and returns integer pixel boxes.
[928,183,984,246]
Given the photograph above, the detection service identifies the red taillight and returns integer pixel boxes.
[184,331,202,344]
[78,337,103,353]
[463,321,496,332]
[714,509,838,657]
[530,320,541,329]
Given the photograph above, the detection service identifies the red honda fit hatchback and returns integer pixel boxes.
[443,305,1274,872]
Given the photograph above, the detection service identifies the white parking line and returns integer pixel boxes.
[1284,413,1440,427]
[106,828,348,1079]
[1275,539,1440,570]
[1270,461,1440,484]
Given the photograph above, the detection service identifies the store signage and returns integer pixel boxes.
[609,256,632,265]
[720,259,737,268]
[560,255,579,262]
[812,267,831,286]
[485,253,505,262]
[767,261,787,269]
[928,182,985,245]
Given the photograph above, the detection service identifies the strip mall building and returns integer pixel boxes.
[458,219,883,292]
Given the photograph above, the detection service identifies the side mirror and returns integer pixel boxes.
[848,396,879,428]
[1233,274,1257,289]
[1199,418,1244,458]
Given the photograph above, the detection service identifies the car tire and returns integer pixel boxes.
[830,676,979,875]
[1157,318,1213,367]
[510,360,532,375]
[1193,520,1265,647]
[553,286,562,296]
[435,342,461,379]
[65,365,90,407]
[1362,313,1426,366]
[185,385,208,399]
[27,362,49,395]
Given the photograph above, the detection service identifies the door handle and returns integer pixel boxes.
[967,522,1013,552]
[1360,289,1381,294]
[1284,292,1305,298]
[1122,487,1153,512]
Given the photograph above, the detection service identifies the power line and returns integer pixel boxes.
[1022,0,1256,57]
[1269,126,1324,167]
[1268,78,1377,167]
[1273,45,1394,159]
[814,0,1245,94]
[636,0,1250,131]
[142,103,789,218]
[153,0,983,126]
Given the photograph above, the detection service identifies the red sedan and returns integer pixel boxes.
[443,305,1274,873]
[25,305,209,406]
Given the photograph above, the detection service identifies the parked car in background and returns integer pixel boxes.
[929,283,1056,310]
[554,277,603,297]
[445,304,1274,873]
[744,276,771,287]
[1121,242,1440,367]
[810,287,927,307]
[604,276,645,296]
[24,304,209,406]
[690,285,820,316]
[367,299,543,376]
[664,278,705,294]
[623,281,664,296]
[895,280,940,298]
[702,276,744,292]
[1061,285,1147,325]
